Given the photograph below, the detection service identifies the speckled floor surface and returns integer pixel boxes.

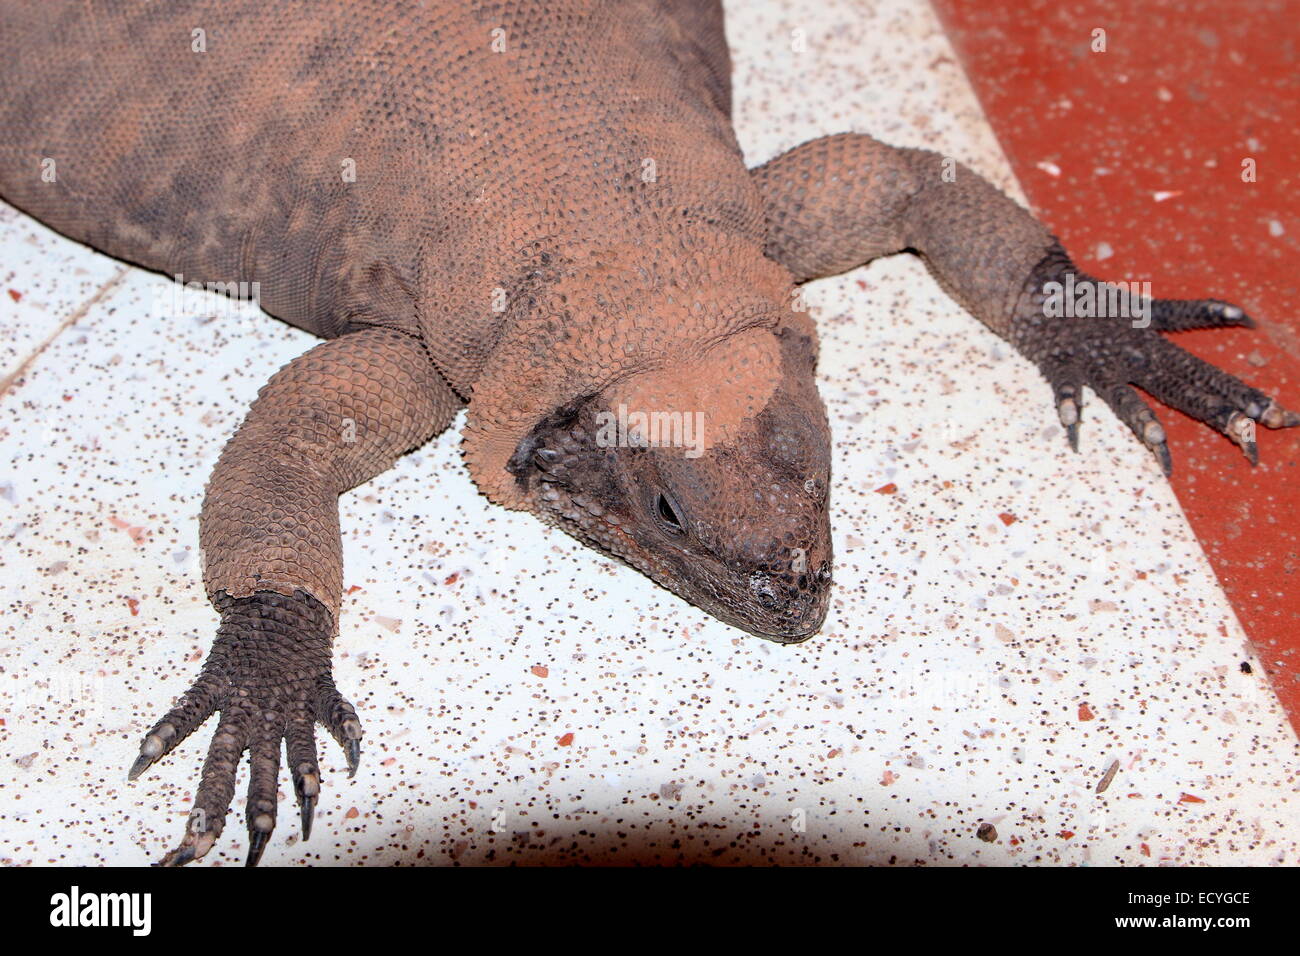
[1,0,1297,866]
[932,0,1300,727]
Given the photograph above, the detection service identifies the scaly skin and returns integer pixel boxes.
[0,2,1294,864]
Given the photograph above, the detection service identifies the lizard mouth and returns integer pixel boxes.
[510,390,833,643]
[530,473,831,643]
[741,569,832,642]
[705,595,829,644]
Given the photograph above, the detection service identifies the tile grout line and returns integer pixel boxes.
[0,264,131,399]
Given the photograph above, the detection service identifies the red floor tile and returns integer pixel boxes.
[931,0,1300,729]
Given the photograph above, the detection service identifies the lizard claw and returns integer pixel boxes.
[246,823,272,868]
[346,738,362,778]
[318,688,365,778]
[1149,296,1257,332]
[292,764,320,841]
[1053,384,1082,453]
[1223,411,1260,465]
[127,730,167,781]
[1018,251,1295,473]
[133,589,354,865]
[299,795,316,842]
[1260,399,1300,430]
[159,827,216,868]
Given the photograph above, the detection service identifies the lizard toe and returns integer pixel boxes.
[127,666,226,781]
[159,706,249,866]
[244,709,284,867]
[1148,296,1256,332]
[316,683,364,778]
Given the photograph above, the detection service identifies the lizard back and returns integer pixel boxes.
[0,0,754,390]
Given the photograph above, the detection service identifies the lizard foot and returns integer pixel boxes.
[127,589,361,867]
[1013,245,1299,473]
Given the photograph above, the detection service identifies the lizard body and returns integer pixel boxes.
[0,0,1293,865]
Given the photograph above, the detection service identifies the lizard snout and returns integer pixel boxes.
[745,561,832,643]
[749,571,781,607]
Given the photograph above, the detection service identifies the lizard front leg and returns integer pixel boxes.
[127,326,460,866]
[752,133,1298,469]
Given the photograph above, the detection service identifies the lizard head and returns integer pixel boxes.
[507,323,833,642]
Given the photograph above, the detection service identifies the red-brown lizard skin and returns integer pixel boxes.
[1,1,1292,864]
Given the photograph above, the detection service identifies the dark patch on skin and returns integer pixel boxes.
[511,349,833,643]
[508,393,596,490]
[123,194,171,233]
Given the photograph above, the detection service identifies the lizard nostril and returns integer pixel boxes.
[749,572,779,608]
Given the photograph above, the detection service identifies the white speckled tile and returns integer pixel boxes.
[0,202,128,383]
[1,0,1296,867]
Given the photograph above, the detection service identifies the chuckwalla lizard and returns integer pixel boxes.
[1,0,1293,864]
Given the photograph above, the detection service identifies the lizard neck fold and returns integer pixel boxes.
[462,227,795,508]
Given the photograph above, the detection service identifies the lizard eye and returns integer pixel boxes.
[653,490,686,537]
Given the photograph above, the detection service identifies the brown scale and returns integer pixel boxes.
[1,1,1293,865]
